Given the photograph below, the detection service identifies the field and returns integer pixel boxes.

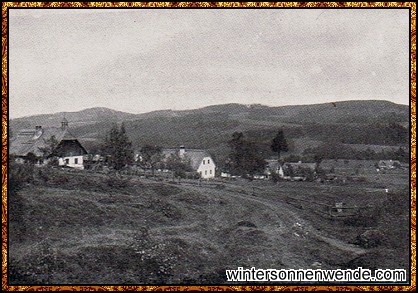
[8,164,410,284]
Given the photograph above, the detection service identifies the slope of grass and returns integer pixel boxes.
[9,167,410,284]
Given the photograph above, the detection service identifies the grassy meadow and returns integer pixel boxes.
[8,161,410,285]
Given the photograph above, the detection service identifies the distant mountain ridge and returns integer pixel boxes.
[10,107,138,129]
[10,100,408,129]
[10,100,410,160]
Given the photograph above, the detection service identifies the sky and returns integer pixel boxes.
[9,8,410,118]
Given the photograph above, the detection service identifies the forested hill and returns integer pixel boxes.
[10,100,410,161]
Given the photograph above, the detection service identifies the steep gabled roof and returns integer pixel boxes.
[10,127,81,157]
[266,159,280,171]
[284,162,316,170]
[162,148,214,170]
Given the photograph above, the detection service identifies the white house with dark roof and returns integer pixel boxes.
[162,146,216,179]
[10,118,87,169]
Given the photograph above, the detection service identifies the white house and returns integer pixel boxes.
[162,146,216,179]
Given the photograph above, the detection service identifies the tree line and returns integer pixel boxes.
[31,122,407,176]
[94,123,289,178]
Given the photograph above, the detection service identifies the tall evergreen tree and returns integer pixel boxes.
[271,129,288,161]
[226,132,266,178]
[104,123,134,171]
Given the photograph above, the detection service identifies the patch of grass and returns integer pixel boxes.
[8,167,410,284]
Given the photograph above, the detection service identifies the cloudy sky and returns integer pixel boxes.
[9,8,409,118]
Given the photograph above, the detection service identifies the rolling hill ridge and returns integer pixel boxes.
[10,100,410,161]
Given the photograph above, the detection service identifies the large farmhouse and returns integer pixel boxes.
[9,118,88,169]
[162,146,216,179]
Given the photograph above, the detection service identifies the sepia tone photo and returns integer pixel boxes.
[5,4,413,288]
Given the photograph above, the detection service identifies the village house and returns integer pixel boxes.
[284,161,317,172]
[265,159,282,177]
[265,159,316,180]
[9,118,88,169]
[161,146,216,179]
[321,159,383,174]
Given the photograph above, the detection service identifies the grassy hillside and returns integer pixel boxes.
[9,165,410,284]
[10,101,410,163]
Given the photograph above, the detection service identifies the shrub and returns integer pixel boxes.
[47,157,59,167]
[270,172,280,183]
[9,161,34,194]
[106,173,131,188]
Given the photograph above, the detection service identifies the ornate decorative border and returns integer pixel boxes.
[1,2,416,291]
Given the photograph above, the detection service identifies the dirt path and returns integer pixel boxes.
[180,181,367,258]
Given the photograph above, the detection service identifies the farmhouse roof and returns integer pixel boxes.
[10,126,82,157]
[284,162,317,170]
[321,159,378,169]
[162,147,213,170]
[265,160,317,173]
[265,159,280,171]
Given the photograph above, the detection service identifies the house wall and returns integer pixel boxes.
[197,156,216,179]
[59,155,84,170]
[14,157,26,164]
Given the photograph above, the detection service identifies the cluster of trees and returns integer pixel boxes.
[224,130,288,178]
[99,123,194,176]
[102,123,134,171]
[136,145,193,177]
[303,142,408,163]
[164,154,193,178]
[100,126,290,178]
[224,132,267,178]
[47,121,408,175]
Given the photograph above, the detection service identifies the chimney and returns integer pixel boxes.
[34,126,43,138]
[179,145,186,157]
[61,117,69,130]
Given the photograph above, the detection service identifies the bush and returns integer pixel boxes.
[106,173,131,188]
[9,161,34,195]
[9,161,34,241]
[270,172,280,183]
[174,170,187,179]
[299,167,315,181]
[47,157,59,167]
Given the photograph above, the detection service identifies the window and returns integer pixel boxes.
[203,160,205,165]
[74,158,78,164]
[208,159,210,164]
[210,170,212,174]
[205,170,207,175]
[65,158,69,165]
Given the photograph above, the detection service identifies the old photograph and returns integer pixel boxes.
[7,7,411,285]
